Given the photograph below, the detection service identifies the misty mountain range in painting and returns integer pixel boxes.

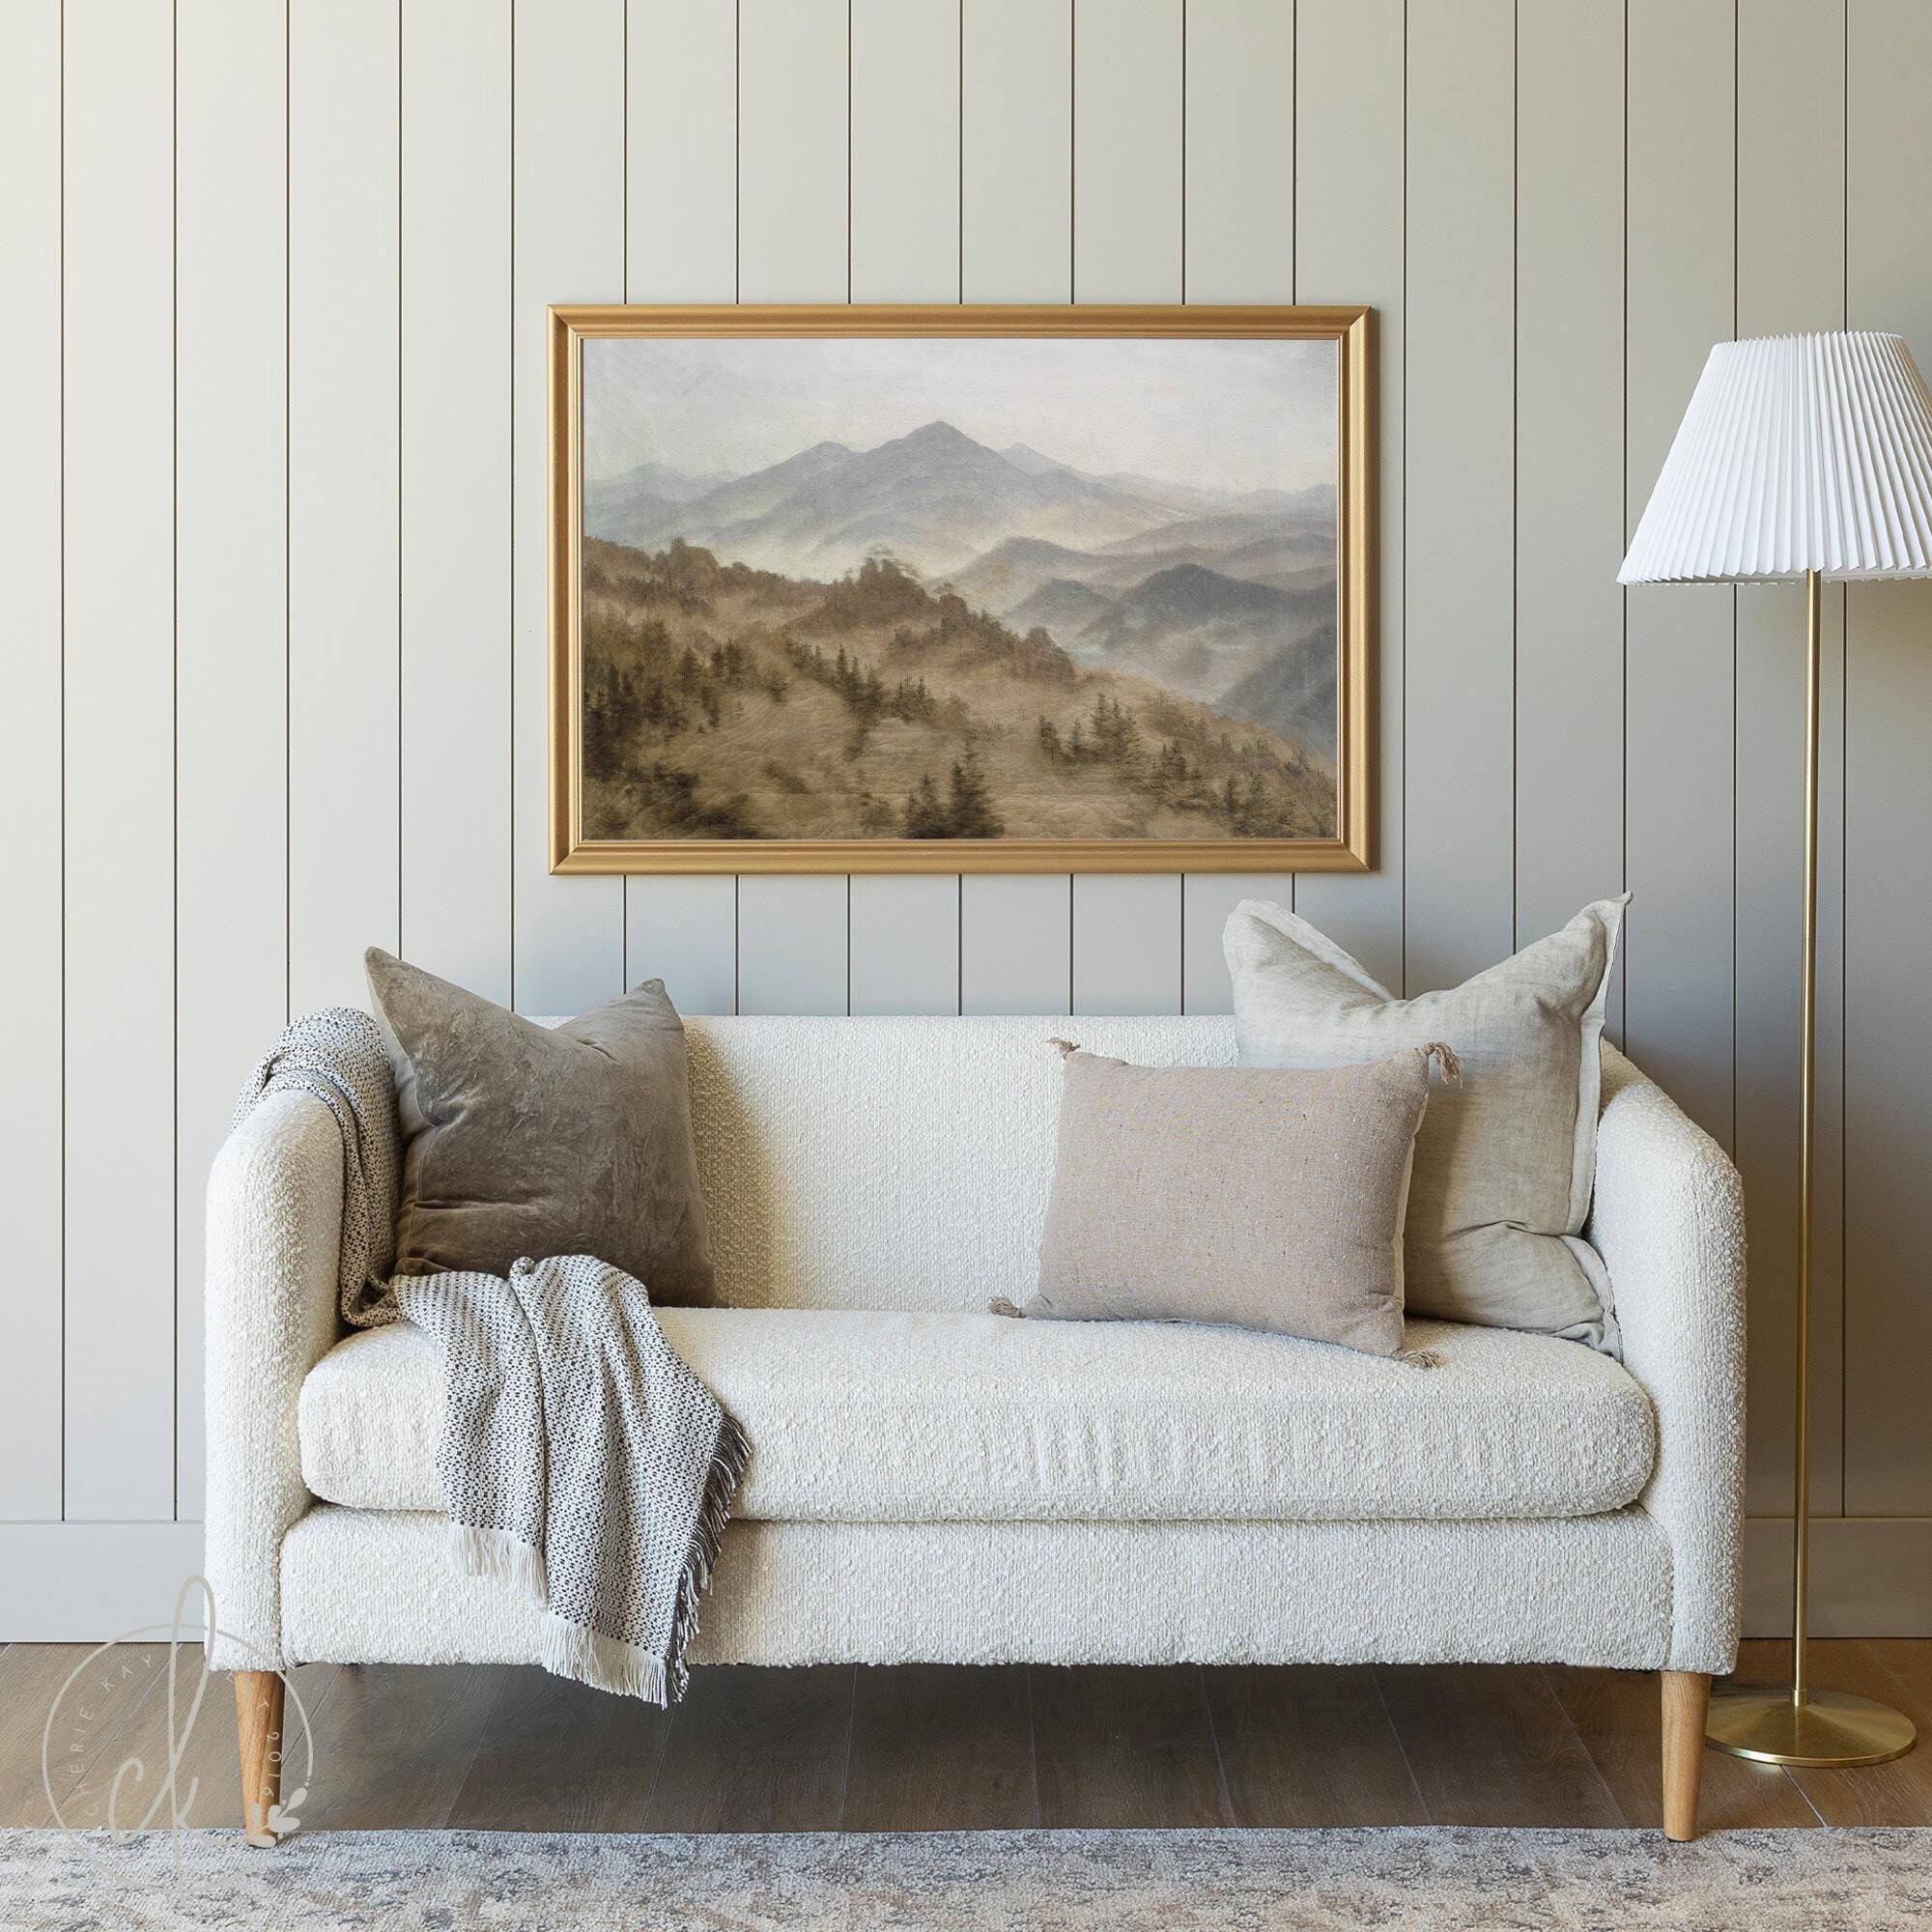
[585,419,1338,755]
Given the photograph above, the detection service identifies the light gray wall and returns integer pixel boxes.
[5,0,1930,1635]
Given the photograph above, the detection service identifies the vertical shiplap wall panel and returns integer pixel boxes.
[626,0,736,303]
[738,0,848,305]
[1072,0,1181,304]
[850,876,960,1015]
[1074,0,1175,303]
[1845,564,1932,1517]
[1292,0,1404,994]
[1401,0,1514,995]
[62,0,176,1520]
[737,876,849,1014]
[730,862,846,1012]
[624,0,739,1010]
[1624,0,1736,1148]
[1073,875,1181,1013]
[1181,873,1292,1014]
[851,0,960,302]
[1734,0,1848,1519]
[846,0,963,1013]
[1845,0,1932,1518]
[1182,0,1292,304]
[0,0,65,1519]
[961,875,1071,1013]
[627,876,737,1013]
[288,0,400,1018]
[959,0,1073,1010]
[511,0,626,1016]
[1514,6,1625,954]
[732,0,851,1007]
[1069,0,1183,1009]
[961,0,1071,304]
[175,0,289,1520]
[402,0,512,1007]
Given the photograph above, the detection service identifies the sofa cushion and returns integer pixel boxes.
[298,1310,1655,1524]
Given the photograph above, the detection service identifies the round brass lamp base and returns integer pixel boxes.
[1707,1687,1916,1768]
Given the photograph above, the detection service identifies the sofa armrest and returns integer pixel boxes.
[203,1090,345,1670]
[1589,1043,1747,1675]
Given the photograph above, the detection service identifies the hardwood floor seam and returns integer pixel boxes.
[1195,1664,1239,1829]
[1370,1664,1432,1827]
[1368,1664,1435,1827]
[1023,1663,1041,1829]
[833,1663,859,1831]
[1538,1663,1634,1829]
[1783,1763,1831,1828]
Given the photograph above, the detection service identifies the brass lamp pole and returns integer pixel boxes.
[1620,331,1932,1770]
[1701,567,1913,1767]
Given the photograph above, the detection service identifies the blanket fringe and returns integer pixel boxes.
[541,1617,670,1704]
[448,1521,548,1600]
[444,1408,748,1709]
[661,1409,753,1704]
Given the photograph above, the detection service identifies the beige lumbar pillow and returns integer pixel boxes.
[365,950,716,1304]
[1223,897,1627,1349]
[1008,1042,1450,1357]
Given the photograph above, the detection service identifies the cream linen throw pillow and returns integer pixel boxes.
[1224,897,1627,1350]
[1008,1043,1449,1357]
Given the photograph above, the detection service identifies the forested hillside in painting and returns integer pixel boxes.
[581,535,1334,844]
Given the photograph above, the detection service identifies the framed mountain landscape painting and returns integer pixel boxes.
[550,304,1373,873]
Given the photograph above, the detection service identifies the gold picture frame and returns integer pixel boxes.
[551,303,1375,874]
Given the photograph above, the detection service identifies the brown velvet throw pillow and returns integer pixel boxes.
[1009,1043,1450,1356]
[365,950,715,1303]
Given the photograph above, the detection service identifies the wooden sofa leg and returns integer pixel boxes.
[234,1670,285,1847]
[1662,1670,1711,1842]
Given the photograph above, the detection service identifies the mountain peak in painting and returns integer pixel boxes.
[894,419,985,454]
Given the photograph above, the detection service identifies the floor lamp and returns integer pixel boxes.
[1621,330,1932,1768]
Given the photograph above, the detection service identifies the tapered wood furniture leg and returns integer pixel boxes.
[1662,1670,1711,1842]
[235,1669,285,1847]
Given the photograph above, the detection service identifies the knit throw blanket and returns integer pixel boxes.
[233,1009,749,1704]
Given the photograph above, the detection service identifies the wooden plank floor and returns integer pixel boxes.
[3,1641,1928,1834]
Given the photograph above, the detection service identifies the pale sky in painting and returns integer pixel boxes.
[582,334,1338,495]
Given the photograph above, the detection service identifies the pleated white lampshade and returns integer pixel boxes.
[1620,330,1932,584]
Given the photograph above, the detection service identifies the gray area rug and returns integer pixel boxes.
[3,1826,1930,1932]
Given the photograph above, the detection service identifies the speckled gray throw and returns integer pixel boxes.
[235,1009,746,1706]
[5,1828,1929,1932]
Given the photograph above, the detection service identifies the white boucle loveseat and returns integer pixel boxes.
[205,1014,1745,1842]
